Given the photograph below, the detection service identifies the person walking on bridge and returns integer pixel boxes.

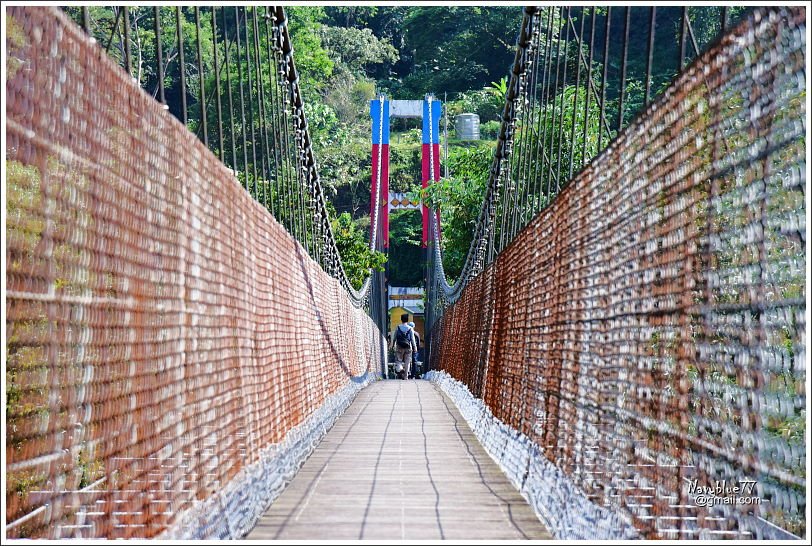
[390,314,417,380]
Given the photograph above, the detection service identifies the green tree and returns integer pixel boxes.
[398,6,522,96]
[418,143,494,281]
[330,212,387,290]
[320,26,398,76]
[286,7,333,98]
[387,210,424,286]
[63,7,208,115]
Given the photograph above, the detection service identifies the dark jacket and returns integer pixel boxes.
[391,324,417,352]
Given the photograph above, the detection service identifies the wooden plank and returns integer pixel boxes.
[246,380,552,540]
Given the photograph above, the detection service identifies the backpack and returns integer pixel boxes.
[395,326,412,349]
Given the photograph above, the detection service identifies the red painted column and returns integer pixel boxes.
[422,98,441,247]
[370,98,390,248]
[381,143,390,248]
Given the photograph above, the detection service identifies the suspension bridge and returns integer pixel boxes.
[4,5,806,541]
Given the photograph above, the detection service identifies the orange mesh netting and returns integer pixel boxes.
[429,7,806,540]
[6,7,383,538]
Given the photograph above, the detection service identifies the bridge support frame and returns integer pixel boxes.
[369,95,443,250]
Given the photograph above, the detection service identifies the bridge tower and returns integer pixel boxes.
[370,95,442,373]
[369,94,443,250]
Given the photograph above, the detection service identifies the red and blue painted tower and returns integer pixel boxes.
[370,95,441,249]
[370,97,390,248]
[421,96,442,248]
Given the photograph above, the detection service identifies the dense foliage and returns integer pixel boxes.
[330,212,387,289]
[418,144,494,282]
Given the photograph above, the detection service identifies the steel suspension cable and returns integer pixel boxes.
[617,7,630,132]
[291,85,311,256]
[644,7,656,107]
[507,30,534,241]
[573,18,611,143]
[194,7,208,147]
[252,7,271,211]
[268,14,291,229]
[553,7,572,192]
[176,7,187,125]
[418,5,771,319]
[581,8,597,167]
[531,8,556,211]
[234,7,249,190]
[241,7,259,199]
[568,7,587,180]
[123,7,132,78]
[221,8,238,173]
[62,6,378,308]
[263,8,283,217]
[544,8,564,199]
[598,7,611,149]
[210,8,224,161]
[518,10,544,224]
[280,22,301,244]
[430,7,539,301]
[154,7,166,105]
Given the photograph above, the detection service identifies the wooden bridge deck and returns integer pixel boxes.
[246,379,552,540]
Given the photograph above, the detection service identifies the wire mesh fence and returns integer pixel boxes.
[6,6,384,538]
[428,6,806,539]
